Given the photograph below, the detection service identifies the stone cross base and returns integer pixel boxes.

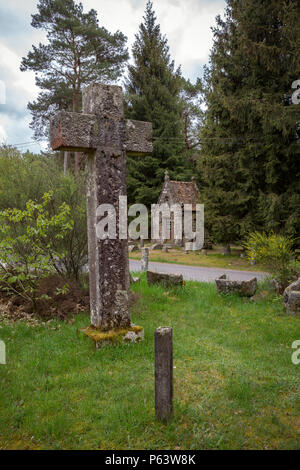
[80,324,144,349]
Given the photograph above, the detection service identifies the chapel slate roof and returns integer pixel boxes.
[158,170,200,209]
[168,180,200,205]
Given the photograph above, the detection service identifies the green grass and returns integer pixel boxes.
[0,276,299,450]
[129,246,267,272]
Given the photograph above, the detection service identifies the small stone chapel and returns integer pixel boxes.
[157,170,212,249]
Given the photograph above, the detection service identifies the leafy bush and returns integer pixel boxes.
[50,173,88,280]
[0,192,73,311]
[0,146,56,210]
[243,231,298,292]
[0,146,88,279]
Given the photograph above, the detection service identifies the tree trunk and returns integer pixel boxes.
[64,151,70,175]
[74,152,81,175]
[73,88,82,176]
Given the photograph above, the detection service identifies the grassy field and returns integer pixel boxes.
[0,275,299,450]
[129,246,267,272]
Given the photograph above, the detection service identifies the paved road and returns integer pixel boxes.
[130,260,268,282]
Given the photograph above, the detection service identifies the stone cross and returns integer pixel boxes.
[50,83,152,331]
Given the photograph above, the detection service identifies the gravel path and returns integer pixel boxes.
[129,260,268,282]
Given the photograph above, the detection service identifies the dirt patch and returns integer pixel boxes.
[0,275,89,321]
[0,276,141,323]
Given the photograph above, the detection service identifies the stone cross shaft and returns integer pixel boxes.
[50,83,152,331]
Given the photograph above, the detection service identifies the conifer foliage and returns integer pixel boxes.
[21,0,128,140]
[200,0,300,246]
[125,1,193,206]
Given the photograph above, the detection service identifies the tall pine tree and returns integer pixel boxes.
[200,0,300,249]
[125,1,193,206]
[21,0,128,171]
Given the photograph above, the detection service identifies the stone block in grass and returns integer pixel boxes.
[147,270,184,287]
[216,274,257,297]
[283,278,300,315]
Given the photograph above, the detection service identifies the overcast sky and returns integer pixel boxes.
[0,0,225,152]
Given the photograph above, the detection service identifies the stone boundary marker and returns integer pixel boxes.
[141,247,149,272]
[155,327,173,422]
[147,270,184,287]
[215,274,257,297]
[284,277,300,315]
[151,243,163,251]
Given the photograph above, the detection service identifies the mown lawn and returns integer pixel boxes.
[0,276,299,450]
[129,246,267,272]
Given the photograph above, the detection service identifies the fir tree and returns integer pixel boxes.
[180,77,203,155]
[125,1,193,207]
[200,0,300,249]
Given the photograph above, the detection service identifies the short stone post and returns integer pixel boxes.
[141,247,149,272]
[155,327,173,422]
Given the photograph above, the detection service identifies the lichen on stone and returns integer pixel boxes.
[79,324,144,345]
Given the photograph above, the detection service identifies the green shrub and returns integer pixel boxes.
[49,173,88,280]
[0,192,73,311]
[243,231,298,292]
[0,146,88,279]
[0,146,56,210]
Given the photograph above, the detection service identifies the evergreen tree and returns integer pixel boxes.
[200,0,300,248]
[21,0,128,171]
[28,80,72,141]
[125,1,193,207]
[180,77,203,156]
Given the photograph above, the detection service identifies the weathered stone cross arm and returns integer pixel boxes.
[50,111,152,156]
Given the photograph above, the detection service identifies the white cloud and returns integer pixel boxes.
[0,44,37,97]
[159,0,225,64]
[0,79,5,105]
[0,42,39,148]
[82,0,225,78]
